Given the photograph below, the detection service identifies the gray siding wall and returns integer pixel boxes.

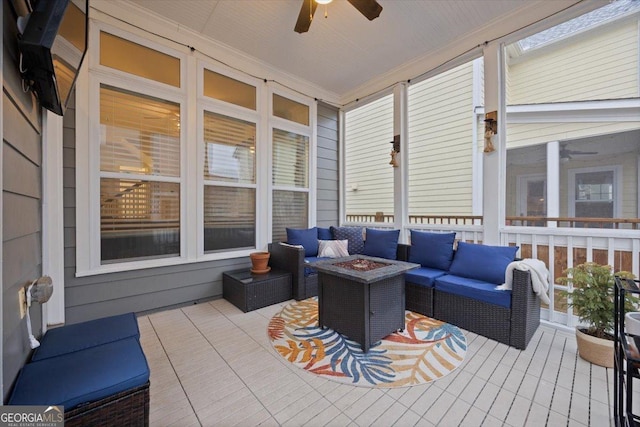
[3,0,44,401]
[316,102,339,227]
[62,101,341,324]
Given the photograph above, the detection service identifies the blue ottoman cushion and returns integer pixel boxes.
[9,337,150,410]
[435,274,512,308]
[405,267,447,288]
[32,312,140,361]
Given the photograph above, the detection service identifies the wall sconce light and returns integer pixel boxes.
[484,111,497,153]
[389,134,400,167]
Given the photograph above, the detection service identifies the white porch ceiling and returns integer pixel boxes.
[121,0,599,104]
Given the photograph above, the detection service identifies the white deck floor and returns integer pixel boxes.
[138,298,618,426]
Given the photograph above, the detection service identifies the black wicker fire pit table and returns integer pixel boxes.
[311,255,419,353]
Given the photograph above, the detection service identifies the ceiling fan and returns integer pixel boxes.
[295,0,383,34]
[560,145,598,160]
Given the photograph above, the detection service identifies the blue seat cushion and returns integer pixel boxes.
[362,228,400,260]
[287,227,319,257]
[32,312,140,361]
[405,267,447,288]
[435,274,512,308]
[330,226,364,255]
[408,230,456,271]
[304,256,329,276]
[448,242,518,285]
[9,337,150,410]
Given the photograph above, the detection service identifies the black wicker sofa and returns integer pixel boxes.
[269,226,409,300]
[400,231,541,350]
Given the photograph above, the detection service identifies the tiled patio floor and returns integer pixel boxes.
[138,298,620,426]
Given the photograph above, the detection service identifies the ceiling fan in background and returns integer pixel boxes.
[295,0,383,33]
[560,144,598,160]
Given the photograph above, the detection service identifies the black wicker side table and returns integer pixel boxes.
[223,268,292,312]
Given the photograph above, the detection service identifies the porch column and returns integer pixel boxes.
[393,83,409,243]
[482,42,506,245]
[547,141,560,227]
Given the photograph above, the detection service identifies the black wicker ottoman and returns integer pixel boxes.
[223,268,292,312]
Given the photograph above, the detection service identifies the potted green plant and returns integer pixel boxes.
[559,262,636,367]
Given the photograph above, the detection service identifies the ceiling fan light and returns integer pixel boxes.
[315,0,332,4]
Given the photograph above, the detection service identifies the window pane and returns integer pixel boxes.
[408,60,477,223]
[272,129,308,187]
[203,69,256,110]
[203,112,255,183]
[273,94,309,126]
[204,186,255,252]
[344,94,394,223]
[100,85,180,177]
[100,31,180,87]
[272,190,308,242]
[101,179,180,261]
[506,145,547,226]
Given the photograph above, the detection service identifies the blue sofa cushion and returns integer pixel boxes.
[448,242,518,285]
[287,227,318,257]
[304,256,330,276]
[362,228,400,260]
[408,230,456,271]
[32,312,140,361]
[405,267,447,288]
[317,227,333,240]
[9,337,150,410]
[330,226,364,255]
[435,274,512,308]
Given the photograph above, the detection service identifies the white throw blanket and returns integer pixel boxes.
[496,259,551,305]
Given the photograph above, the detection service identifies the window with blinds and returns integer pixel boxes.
[272,128,309,242]
[203,111,257,251]
[99,85,181,262]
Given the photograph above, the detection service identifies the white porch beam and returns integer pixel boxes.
[482,42,505,245]
[393,83,409,243]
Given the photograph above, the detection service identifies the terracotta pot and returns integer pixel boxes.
[250,251,270,273]
[575,327,613,368]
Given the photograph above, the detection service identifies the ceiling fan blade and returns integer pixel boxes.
[295,0,318,33]
[347,0,383,21]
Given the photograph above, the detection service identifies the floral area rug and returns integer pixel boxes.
[268,298,467,388]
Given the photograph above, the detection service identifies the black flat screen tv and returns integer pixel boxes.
[18,0,88,116]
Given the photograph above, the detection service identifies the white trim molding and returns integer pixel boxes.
[42,111,66,327]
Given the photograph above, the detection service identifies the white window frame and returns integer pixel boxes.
[76,22,317,275]
[567,165,622,218]
[268,86,317,244]
[77,23,188,275]
[197,62,263,256]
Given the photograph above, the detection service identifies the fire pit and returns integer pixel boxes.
[333,258,389,272]
[311,255,419,352]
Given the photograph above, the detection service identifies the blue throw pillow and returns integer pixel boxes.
[362,228,400,260]
[448,242,519,285]
[408,230,456,271]
[317,227,333,240]
[330,226,364,255]
[286,227,318,257]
